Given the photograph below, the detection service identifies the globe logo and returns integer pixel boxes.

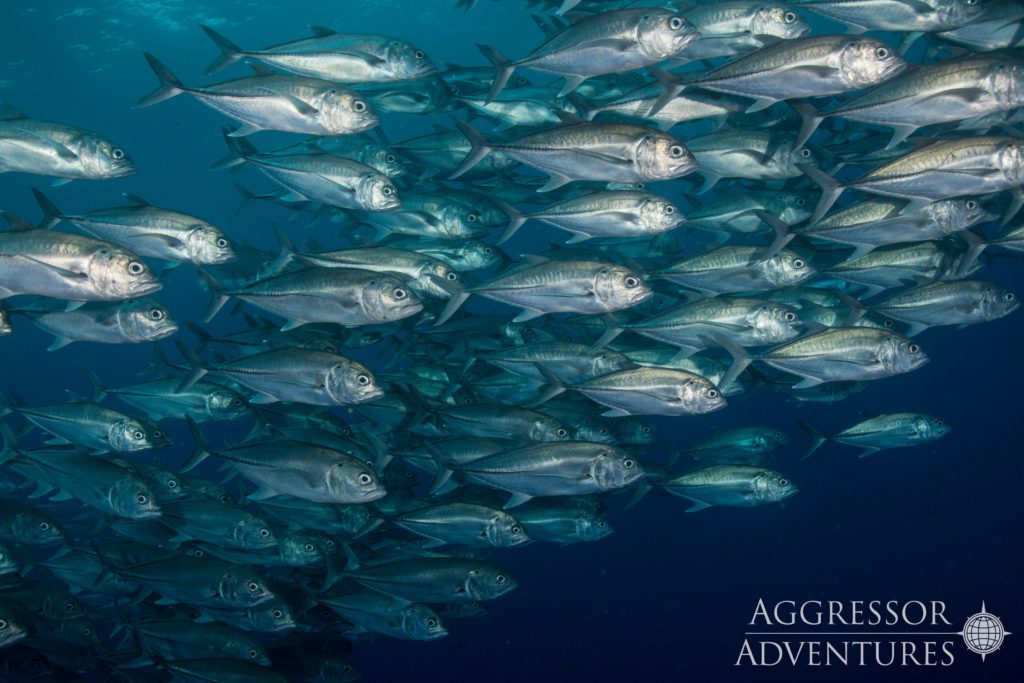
[960,602,1011,661]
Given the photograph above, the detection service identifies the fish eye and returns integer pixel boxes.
[779,478,789,487]
[0,620,6,629]
[216,237,228,248]
[446,271,458,281]
[167,480,177,488]
[642,426,651,433]
[669,144,685,158]
[966,0,977,5]
[556,427,568,437]
[136,494,148,504]
[935,419,944,426]
[511,525,521,535]
[39,522,50,531]
[792,258,806,269]
[707,388,719,399]
[776,431,785,438]
[358,473,373,485]
[623,459,635,469]
[382,186,395,196]
[800,148,811,158]
[664,205,675,214]
[427,617,438,627]
[669,16,684,30]
[386,154,397,163]
[133,430,144,439]
[83,628,92,636]
[784,11,797,23]
[784,311,797,322]
[249,649,259,658]
[259,528,270,537]
[875,47,889,59]
[624,275,640,288]
[149,308,164,320]
[127,261,145,275]
[1005,292,1015,301]
[467,213,480,223]
[495,574,507,584]
[248,581,260,592]
[353,100,367,112]
[272,609,283,618]
[153,430,162,438]
[415,50,425,59]
[966,200,977,209]
[355,373,372,387]
[112,148,125,160]
[232,398,243,406]
[304,543,315,552]
[393,287,407,300]
[483,247,494,254]
[65,601,75,611]
[908,343,920,353]
[796,198,806,206]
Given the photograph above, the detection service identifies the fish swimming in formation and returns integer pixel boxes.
[0,0,1017,679]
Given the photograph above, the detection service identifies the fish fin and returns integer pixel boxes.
[792,377,824,389]
[697,172,721,195]
[17,254,88,281]
[247,486,278,501]
[46,336,74,352]
[857,447,880,458]
[182,415,211,471]
[624,481,652,509]
[797,420,827,460]
[130,232,187,249]
[800,163,843,224]
[30,188,63,230]
[434,290,471,327]
[1001,188,1023,226]
[537,173,573,193]
[200,25,245,74]
[884,124,918,150]
[208,127,254,171]
[504,492,532,509]
[50,490,74,502]
[601,408,631,417]
[646,66,685,116]
[51,178,74,187]
[754,210,794,261]
[684,499,712,513]
[711,333,752,390]
[1,212,35,232]
[589,321,623,352]
[135,53,186,107]
[902,322,928,337]
[226,122,266,137]
[121,194,149,206]
[310,24,337,36]
[196,268,230,323]
[492,197,527,245]
[557,74,587,98]
[745,97,777,114]
[449,118,493,180]
[791,100,823,149]
[512,308,545,323]
[476,44,515,103]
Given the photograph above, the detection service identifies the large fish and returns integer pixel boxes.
[137,53,378,136]
[0,103,134,183]
[801,413,950,458]
[200,24,436,83]
[478,8,700,99]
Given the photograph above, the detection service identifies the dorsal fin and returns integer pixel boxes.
[310,25,336,37]
[248,63,277,77]
[122,194,150,207]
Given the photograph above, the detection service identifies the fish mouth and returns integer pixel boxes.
[133,508,163,520]
[152,323,179,340]
[127,281,163,297]
[108,164,137,179]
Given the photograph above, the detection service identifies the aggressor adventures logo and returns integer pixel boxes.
[736,600,1011,667]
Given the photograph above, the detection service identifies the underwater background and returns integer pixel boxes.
[0,1,1022,681]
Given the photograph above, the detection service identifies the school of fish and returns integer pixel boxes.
[0,0,1021,680]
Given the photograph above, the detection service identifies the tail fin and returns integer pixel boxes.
[753,210,795,261]
[208,127,254,172]
[182,415,212,471]
[135,53,186,108]
[711,333,752,391]
[800,163,843,224]
[84,368,106,402]
[624,481,653,509]
[476,44,515,103]
[798,420,827,460]
[266,222,297,276]
[791,101,824,150]
[490,197,527,245]
[434,290,471,327]
[30,188,63,230]
[647,67,686,117]
[199,25,245,74]
[449,119,493,180]
[184,321,213,354]
[174,340,208,393]
[196,269,230,323]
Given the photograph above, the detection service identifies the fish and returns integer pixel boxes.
[341,553,517,602]
[7,297,177,350]
[478,8,700,99]
[679,1,811,61]
[0,217,160,302]
[200,24,436,83]
[800,413,951,457]
[868,279,1019,335]
[0,103,134,182]
[391,502,530,548]
[646,464,798,512]
[794,0,986,34]
[185,417,387,504]
[681,427,790,465]
[317,589,449,640]
[137,53,379,136]
[31,189,235,265]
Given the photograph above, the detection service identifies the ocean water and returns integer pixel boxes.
[0,1,1022,681]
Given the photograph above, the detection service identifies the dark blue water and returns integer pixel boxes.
[1,1,1022,681]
